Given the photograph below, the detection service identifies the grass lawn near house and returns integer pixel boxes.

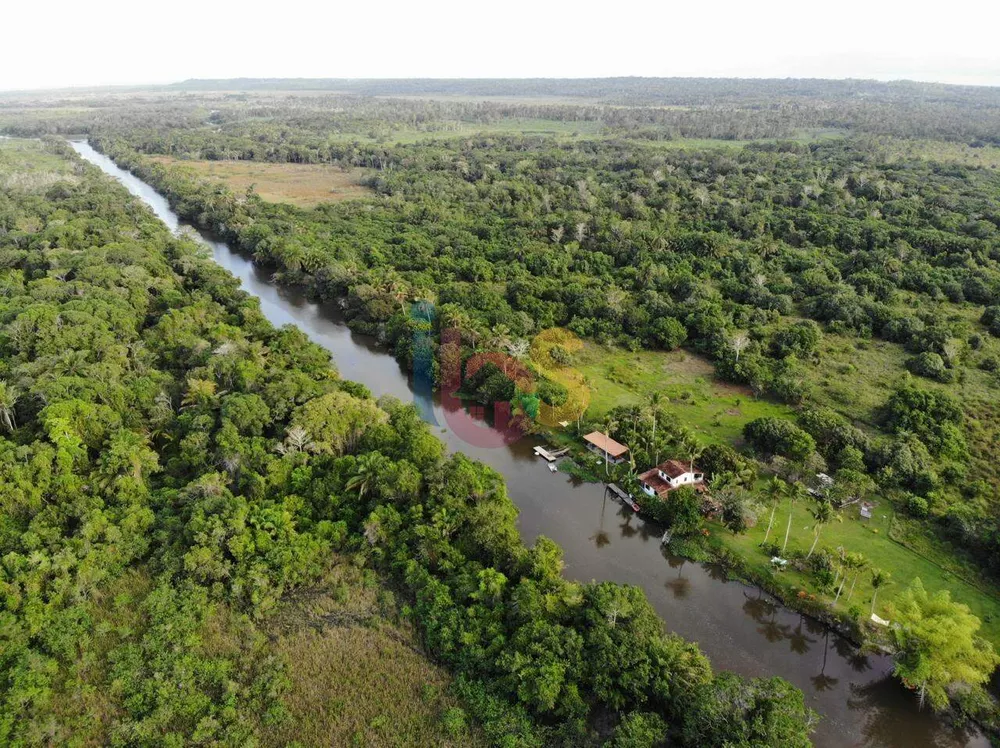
[706,498,1000,647]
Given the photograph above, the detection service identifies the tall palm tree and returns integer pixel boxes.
[181,378,218,411]
[345,453,384,499]
[761,476,784,544]
[276,426,314,456]
[870,569,890,616]
[845,553,868,603]
[602,414,619,477]
[781,481,806,555]
[487,324,512,353]
[807,500,839,558]
[647,392,663,466]
[680,435,703,475]
[0,380,20,433]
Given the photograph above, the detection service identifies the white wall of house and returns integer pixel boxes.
[657,469,704,487]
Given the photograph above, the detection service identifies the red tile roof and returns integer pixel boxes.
[637,468,672,497]
[583,431,629,458]
[638,459,706,498]
[659,459,692,479]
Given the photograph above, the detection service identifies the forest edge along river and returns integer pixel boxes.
[70,139,987,748]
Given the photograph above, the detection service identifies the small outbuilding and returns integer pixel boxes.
[583,431,629,464]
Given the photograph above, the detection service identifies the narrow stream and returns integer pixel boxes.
[70,140,986,748]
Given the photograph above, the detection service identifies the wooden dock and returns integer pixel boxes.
[607,483,640,513]
[533,446,569,462]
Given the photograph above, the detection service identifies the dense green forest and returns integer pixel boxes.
[4,76,1000,143]
[80,123,1000,583]
[0,138,819,745]
[4,77,1000,744]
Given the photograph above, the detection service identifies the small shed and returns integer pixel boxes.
[583,431,629,464]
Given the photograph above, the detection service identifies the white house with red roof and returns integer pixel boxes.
[638,459,705,498]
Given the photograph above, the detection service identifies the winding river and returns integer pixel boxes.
[70,140,986,748]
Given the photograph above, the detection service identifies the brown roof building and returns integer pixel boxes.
[582,431,629,463]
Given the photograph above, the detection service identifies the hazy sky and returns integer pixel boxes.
[3,0,999,90]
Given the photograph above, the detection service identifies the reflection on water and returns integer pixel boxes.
[70,139,987,748]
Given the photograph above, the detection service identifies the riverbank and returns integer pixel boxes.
[542,420,1000,641]
[532,420,1000,741]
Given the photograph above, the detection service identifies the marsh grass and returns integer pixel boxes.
[150,157,373,207]
[261,559,484,748]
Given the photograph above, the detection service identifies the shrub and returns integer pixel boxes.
[743,417,816,461]
[440,706,467,737]
[981,306,1000,336]
[979,355,999,372]
[907,351,951,381]
[607,711,668,748]
[906,494,929,518]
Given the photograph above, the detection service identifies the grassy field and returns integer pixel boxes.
[312,118,606,145]
[0,136,78,193]
[572,342,796,444]
[150,156,374,207]
[886,137,1000,169]
[262,559,482,748]
[707,498,1000,646]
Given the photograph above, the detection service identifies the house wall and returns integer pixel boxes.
[655,469,704,487]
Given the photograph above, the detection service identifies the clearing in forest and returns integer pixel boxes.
[261,562,483,748]
[150,156,373,207]
[572,342,795,444]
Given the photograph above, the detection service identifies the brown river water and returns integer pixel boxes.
[70,139,988,748]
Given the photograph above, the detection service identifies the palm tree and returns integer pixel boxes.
[181,378,218,411]
[602,414,619,477]
[0,380,20,433]
[278,241,306,273]
[761,476,784,544]
[487,324,512,353]
[807,500,839,558]
[647,392,664,466]
[845,553,868,603]
[345,453,384,498]
[680,434,703,475]
[781,482,806,555]
[870,569,890,616]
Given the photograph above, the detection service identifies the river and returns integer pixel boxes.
[69,139,986,748]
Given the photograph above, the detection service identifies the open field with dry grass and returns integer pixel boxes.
[261,560,483,748]
[150,156,373,207]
